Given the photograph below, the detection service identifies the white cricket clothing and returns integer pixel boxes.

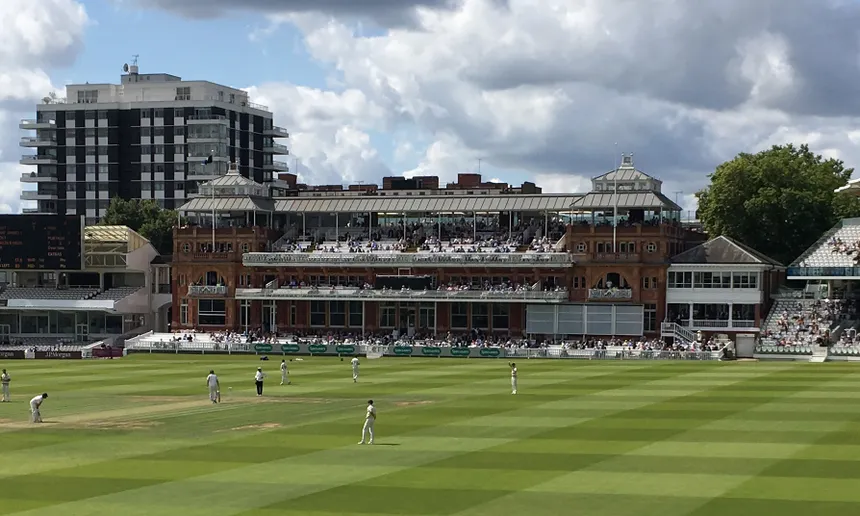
[351,358,359,381]
[255,370,266,382]
[30,395,44,422]
[1,372,9,402]
[207,374,219,402]
[511,367,518,394]
[360,404,376,444]
[280,362,289,383]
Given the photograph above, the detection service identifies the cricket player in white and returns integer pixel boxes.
[1,369,10,402]
[30,393,47,423]
[280,360,290,385]
[509,362,518,394]
[351,356,360,383]
[206,370,220,403]
[358,399,376,445]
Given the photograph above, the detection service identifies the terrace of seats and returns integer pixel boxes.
[793,219,860,268]
[757,298,851,355]
[0,336,87,351]
[90,286,143,300]
[0,286,142,301]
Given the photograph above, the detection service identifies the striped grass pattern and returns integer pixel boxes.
[0,356,859,515]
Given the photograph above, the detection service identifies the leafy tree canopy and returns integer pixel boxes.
[100,198,181,255]
[696,144,859,265]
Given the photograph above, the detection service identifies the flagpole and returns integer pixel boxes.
[208,154,215,251]
[613,144,618,254]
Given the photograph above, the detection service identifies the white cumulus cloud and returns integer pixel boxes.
[0,0,89,214]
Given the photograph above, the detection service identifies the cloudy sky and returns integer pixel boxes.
[6,0,860,216]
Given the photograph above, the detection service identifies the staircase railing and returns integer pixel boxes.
[661,322,696,344]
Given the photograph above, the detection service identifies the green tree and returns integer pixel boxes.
[100,198,181,255]
[696,144,854,265]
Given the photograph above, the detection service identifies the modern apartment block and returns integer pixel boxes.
[19,63,290,223]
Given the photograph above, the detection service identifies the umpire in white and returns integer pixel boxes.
[254,367,267,396]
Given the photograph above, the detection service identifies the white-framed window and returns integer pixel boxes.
[310,300,326,327]
[450,302,468,329]
[644,304,657,332]
[380,302,396,328]
[667,271,692,288]
[732,272,758,289]
[646,242,657,253]
[329,301,346,327]
[179,299,188,325]
[197,299,225,326]
[576,242,586,252]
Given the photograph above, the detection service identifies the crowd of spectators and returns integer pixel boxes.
[827,237,860,263]
[274,218,566,254]
[763,298,855,348]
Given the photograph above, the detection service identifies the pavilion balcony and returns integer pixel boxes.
[587,288,633,300]
[568,221,686,238]
[242,251,575,268]
[678,319,758,330]
[188,285,229,296]
[235,287,569,303]
[573,252,642,263]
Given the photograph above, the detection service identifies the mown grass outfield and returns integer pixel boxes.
[1,356,860,515]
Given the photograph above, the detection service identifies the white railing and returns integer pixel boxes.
[235,287,568,302]
[692,319,730,328]
[732,319,756,327]
[588,288,632,300]
[188,285,228,296]
[680,319,759,329]
[243,252,574,267]
[125,339,719,360]
[661,322,696,344]
[266,126,289,137]
[20,137,56,145]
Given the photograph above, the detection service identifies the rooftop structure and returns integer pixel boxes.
[19,62,289,224]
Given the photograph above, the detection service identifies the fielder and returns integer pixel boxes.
[206,370,220,403]
[509,362,518,395]
[351,356,360,383]
[280,360,290,385]
[1,369,9,402]
[358,399,376,445]
[30,393,47,423]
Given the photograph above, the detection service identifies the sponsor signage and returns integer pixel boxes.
[0,350,24,359]
[280,343,301,353]
[34,350,82,359]
[449,347,471,357]
[479,348,501,357]
[393,346,413,356]
[421,346,442,356]
[308,343,328,354]
[254,344,273,353]
[335,345,356,354]
[92,348,123,358]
